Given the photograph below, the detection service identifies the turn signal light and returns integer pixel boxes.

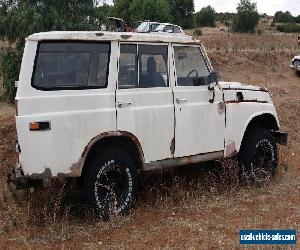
[29,122,51,131]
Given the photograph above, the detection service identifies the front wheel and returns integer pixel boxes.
[238,127,278,185]
[84,148,138,220]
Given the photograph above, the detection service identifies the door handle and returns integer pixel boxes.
[118,101,132,108]
[176,98,188,104]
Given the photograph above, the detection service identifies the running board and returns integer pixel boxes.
[143,151,224,172]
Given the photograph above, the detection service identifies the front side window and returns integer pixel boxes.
[164,25,174,32]
[174,46,210,86]
[32,42,110,90]
[118,44,168,89]
[174,26,181,33]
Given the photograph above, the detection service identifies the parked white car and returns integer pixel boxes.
[154,23,184,34]
[290,55,300,72]
[136,21,161,33]
[9,31,287,219]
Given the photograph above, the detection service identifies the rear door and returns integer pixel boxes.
[172,45,225,158]
[16,41,115,175]
[116,43,174,163]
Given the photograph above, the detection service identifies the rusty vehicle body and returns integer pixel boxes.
[8,31,287,218]
[291,55,300,72]
[108,17,133,32]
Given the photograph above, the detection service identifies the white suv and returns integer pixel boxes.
[9,31,287,218]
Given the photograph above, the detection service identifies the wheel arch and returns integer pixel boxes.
[240,112,279,151]
[72,131,145,178]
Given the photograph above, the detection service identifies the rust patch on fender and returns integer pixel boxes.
[69,158,84,177]
[69,130,145,175]
[225,99,268,104]
[29,168,52,180]
[225,141,237,157]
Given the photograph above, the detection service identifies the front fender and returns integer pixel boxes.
[224,103,279,157]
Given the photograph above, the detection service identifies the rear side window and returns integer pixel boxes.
[118,44,168,89]
[32,42,110,90]
[118,44,138,88]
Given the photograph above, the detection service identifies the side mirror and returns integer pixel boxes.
[208,71,218,90]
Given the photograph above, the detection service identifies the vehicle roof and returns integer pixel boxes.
[26,31,199,44]
[140,21,160,24]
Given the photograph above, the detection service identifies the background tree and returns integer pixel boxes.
[233,0,259,33]
[0,0,101,102]
[273,11,294,23]
[195,5,216,27]
[113,0,134,24]
[168,0,194,29]
[129,0,171,25]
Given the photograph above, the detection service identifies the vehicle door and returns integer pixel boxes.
[172,45,225,158]
[116,43,174,163]
[16,41,115,175]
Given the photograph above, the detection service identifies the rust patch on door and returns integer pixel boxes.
[170,137,175,155]
[225,141,237,157]
[217,102,226,115]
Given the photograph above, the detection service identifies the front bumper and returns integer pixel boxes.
[273,131,288,146]
[7,164,42,190]
[290,64,300,71]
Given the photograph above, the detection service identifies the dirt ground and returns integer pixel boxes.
[0,29,299,248]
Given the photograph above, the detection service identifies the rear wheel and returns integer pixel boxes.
[238,127,278,185]
[84,148,137,220]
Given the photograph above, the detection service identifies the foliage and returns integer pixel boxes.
[0,0,104,102]
[129,0,171,25]
[195,5,216,27]
[257,29,263,35]
[193,28,202,36]
[273,11,294,23]
[168,0,194,29]
[216,12,236,22]
[233,0,259,33]
[276,23,300,33]
[1,48,22,102]
[113,0,134,24]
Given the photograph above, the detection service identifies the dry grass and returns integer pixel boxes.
[0,29,299,248]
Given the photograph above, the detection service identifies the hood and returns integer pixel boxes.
[219,81,268,92]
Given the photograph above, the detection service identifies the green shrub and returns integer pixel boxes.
[276,23,300,33]
[257,29,263,35]
[195,5,216,27]
[193,28,203,36]
[1,48,22,103]
[233,0,259,33]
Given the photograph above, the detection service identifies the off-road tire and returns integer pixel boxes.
[238,127,278,185]
[84,148,137,220]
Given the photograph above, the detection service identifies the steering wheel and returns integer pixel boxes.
[186,69,199,79]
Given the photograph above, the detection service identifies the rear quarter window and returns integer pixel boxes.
[32,42,110,90]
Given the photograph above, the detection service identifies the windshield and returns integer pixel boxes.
[137,22,149,32]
